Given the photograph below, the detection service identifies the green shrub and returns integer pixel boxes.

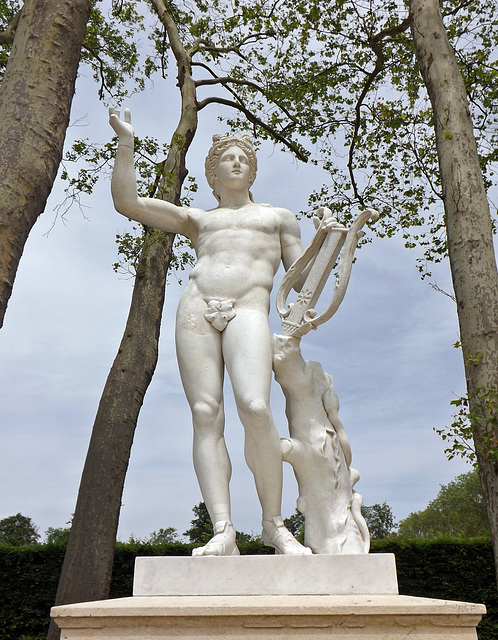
[0,539,495,639]
[0,544,64,640]
[371,538,498,639]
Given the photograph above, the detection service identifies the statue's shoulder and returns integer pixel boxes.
[272,205,299,230]
[258,203,295,218]
[186,206,208,221]
[258,202,287,209]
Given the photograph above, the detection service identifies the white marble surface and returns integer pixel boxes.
[52,594,486,640]
[133,553,398,596]
[109,111,326,556]
[109,112,365,557]
[273,334,369,554]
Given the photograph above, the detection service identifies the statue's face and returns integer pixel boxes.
[216,145,251,192]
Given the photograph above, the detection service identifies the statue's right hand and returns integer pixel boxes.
[109,107,134,142]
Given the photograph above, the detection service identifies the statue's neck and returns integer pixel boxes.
[218,189,252,209]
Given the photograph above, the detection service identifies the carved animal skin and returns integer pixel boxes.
[273,334,369,554]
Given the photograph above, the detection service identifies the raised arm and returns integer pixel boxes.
[109,108,194,237]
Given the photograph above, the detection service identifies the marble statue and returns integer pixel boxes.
[109,108,375,556]
[110,109,334,556]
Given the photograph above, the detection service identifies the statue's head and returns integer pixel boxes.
[205,134,257,202]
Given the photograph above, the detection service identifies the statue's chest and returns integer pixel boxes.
[195,207,280,237]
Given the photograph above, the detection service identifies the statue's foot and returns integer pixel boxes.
[262,516,312,555]
[192,521,240,557]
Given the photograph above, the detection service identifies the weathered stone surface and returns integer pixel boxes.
[52,593,485,639]
[133,554,398,596]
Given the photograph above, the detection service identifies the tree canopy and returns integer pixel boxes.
[284,509,305,542]
[144,527,180,545]
[45,527,71,545]
[398,469,490,539]
[0,513,40,546]
[362,502,397,539]
[140,0,496,273]
[183,502,214,544]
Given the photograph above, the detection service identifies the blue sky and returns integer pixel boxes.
[0,63,472,543]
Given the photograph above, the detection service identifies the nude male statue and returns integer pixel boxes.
[109,108,317,556]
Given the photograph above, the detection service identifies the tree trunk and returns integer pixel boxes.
[47,5,198,638]
[410,0,498,583]
[0,0,91,328]
[46,230,173,640]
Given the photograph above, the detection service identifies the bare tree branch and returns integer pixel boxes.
[192,61,302,131]
[347,47,384,206]
[441,0,472,18]
[430,280,456,302]
[194,71,264,93]
[346,15,411,205]
[197,95,307,162]
[152,1,307,163]
[196,31,275,56]
[149,0,192,72]
[409,133,442,200]
[372,15,412,43]
[195,74,258,90]
[0,9,21,46]
[82,44,113,99]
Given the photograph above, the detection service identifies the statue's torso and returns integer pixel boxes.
[176,203,284,330]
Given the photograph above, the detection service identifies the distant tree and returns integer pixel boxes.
[284,504,397,543]
[0,513,40,546]
[183,502,213,544]
[183,503,258,544]
[235,530,261,544]
[45,527,71,545]
[362,503,397,539]
[146,527,180,545]
[398,469,489,539]
[284,509,305,543]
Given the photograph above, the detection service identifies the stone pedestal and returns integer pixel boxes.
[133,554,398,596]
[51,555,486,640]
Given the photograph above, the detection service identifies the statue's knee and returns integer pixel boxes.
[239,399,271,430]
[192,399,220,429]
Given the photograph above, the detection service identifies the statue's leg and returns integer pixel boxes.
[176,325,238,556]
[222,310,311,555]
[222,310,280,514]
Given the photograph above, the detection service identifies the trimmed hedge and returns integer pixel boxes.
[0,539,496,640]
[373,538,496,600]
[0,544,63,640]
[372,538,498,640]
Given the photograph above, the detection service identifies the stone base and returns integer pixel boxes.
[133,554,399,596]
[52,593,485,639]
[51,555,485,639]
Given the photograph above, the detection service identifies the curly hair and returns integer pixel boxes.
[205,134,257,202]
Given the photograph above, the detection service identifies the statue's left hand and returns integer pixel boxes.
[313,207,346,232]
